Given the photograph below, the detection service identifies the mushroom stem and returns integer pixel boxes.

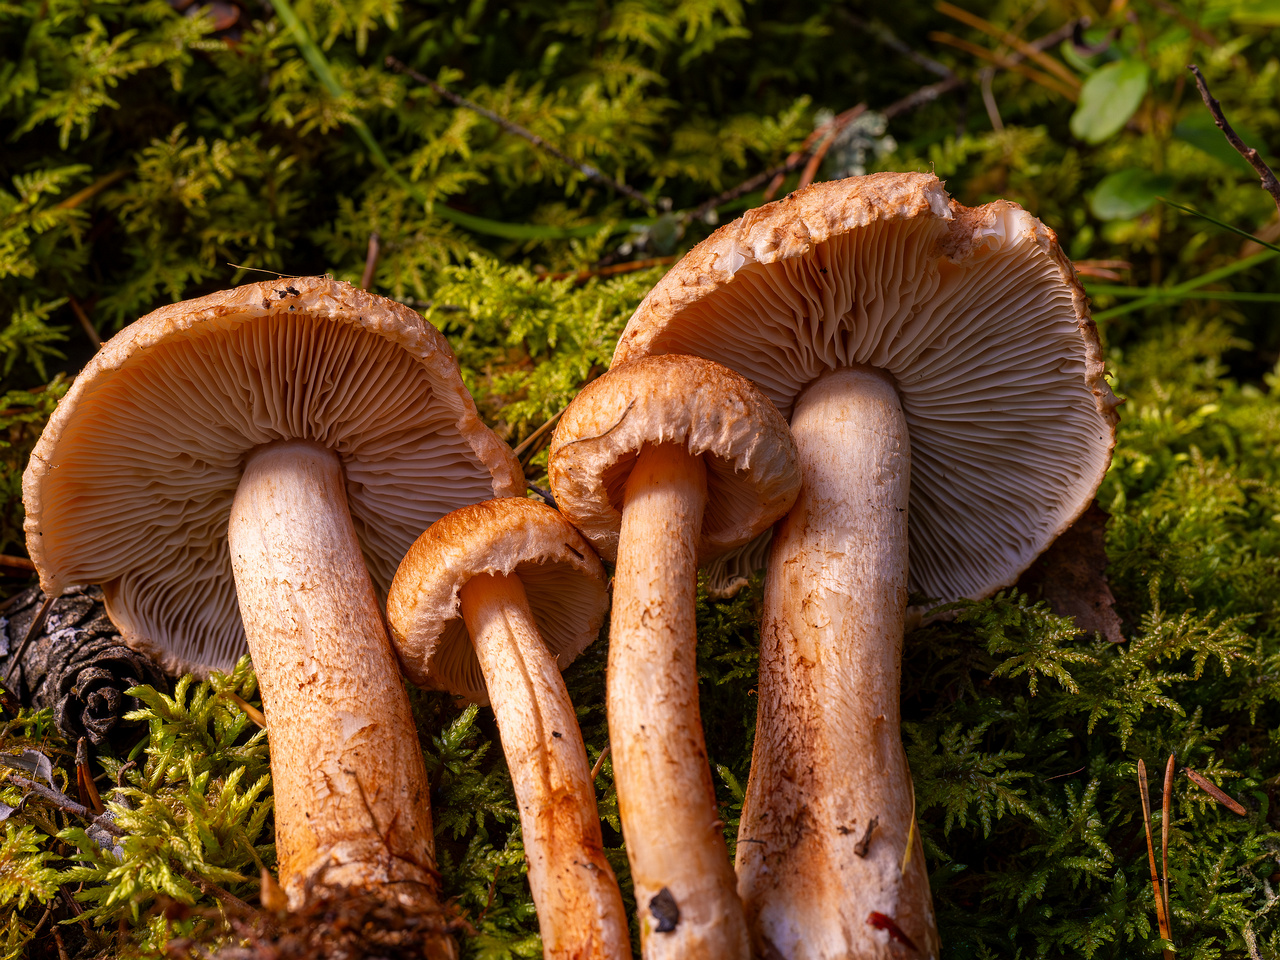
[458,572,629,959]
[610,442,749,959]
[736,367,938,960]
[228,441,444,920]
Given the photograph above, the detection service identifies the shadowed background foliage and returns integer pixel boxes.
[2,0,1280,957]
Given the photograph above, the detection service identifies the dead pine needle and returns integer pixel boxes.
[589,745,610,782]
[1184,766,1248,816]
[1137,759,1173,957]
[1161,754,1174,932]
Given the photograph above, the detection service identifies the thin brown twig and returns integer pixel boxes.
[513,406,568,462]
[386,57,654,213]
[0,554,35,574]
[929,32,1079,100]
[361,231,381,290]
[1189,65,1280,216]
[1137,759,1173,957]
[936,1,1080,89]
[589,745,611,781]
[4,773,124,835]
[4,595,55,685]
[837,10,956,79]
[67,296,101,349]
[540,254,676,283]
[763,104,868,202]
[1161,754,1174,936]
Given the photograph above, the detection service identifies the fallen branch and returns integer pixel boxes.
[1189,65,1280,216]
[386,57,655,214]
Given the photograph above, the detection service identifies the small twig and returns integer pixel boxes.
[539,255,677,283]
[116,760,138,788]
[589,745,611,781]
[1184,766,1247,815]
[1044,765,1086,780]
[187,872,254,914]
[67,296,102,349]
[936,1,1080,90]
[55,169,129,211]
[4,773,124,836]
[4,595,55,685]
[837,10,955,79]
[226,263,295,278]
[0,554,36,574]
[525,483,557,510]
[513,406,568,462]
[1189,65,1280,216]
[763,104,868,202]
[475,864,502,925]
[361,232,381,290]
[387,57,654,213]
[930,32,1079,100]
[1137,759,1173,957]
[1161,754,1174,934]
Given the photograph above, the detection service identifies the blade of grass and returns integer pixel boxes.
[1092,249,1279,320]
[268,0,635,241]
[1087,289,1280,302]
[1161,197,1280,255]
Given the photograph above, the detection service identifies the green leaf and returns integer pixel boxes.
[1090,169,1174,220]
[1174,112,1270,173]
[1069,60,1149,144]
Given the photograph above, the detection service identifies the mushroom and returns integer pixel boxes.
[23,278,524,931]
[611,173,1120,959]
[547,353,800,959]
[386,497,628,960]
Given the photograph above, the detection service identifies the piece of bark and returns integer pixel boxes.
[0,585,170,745]
[1016,503,1124,642]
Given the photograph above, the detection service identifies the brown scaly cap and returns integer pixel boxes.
[547,354,801,564]
[24,277,524,676]
[613,172,1120,604]
[386,498,607,704]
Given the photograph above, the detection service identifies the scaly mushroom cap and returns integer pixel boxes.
[547,354,801,563]
[386,498,607,704]
[24,278,524,676]
[613,172,1120,602]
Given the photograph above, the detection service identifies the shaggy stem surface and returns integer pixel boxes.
[228,441,446,936]
[610,442,749,959]
[737,367,938,960]
[459,572,629,960]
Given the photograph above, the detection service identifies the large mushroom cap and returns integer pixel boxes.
[386,498,608,704]
[613,172,1120,603]
[547,354,800,563]
[24,277,524,676]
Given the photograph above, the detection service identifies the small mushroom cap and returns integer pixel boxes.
[613,172,1120,603]
[547,354,801,564]
[386,498,608,704]
[24,278,524,676]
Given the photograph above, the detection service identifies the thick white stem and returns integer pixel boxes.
[228,441,443,920]
[736,367,938,960]
[610,443,749,960]
[459,572,630,960]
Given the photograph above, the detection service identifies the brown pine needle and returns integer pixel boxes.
[929,32,1080,101]
[1137,759,1173,955]
[589,745,611,782]
[1184,767,1247,815]
[935,1,1080,89]
[223,691,266,728]
[1161,754,1174,939]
